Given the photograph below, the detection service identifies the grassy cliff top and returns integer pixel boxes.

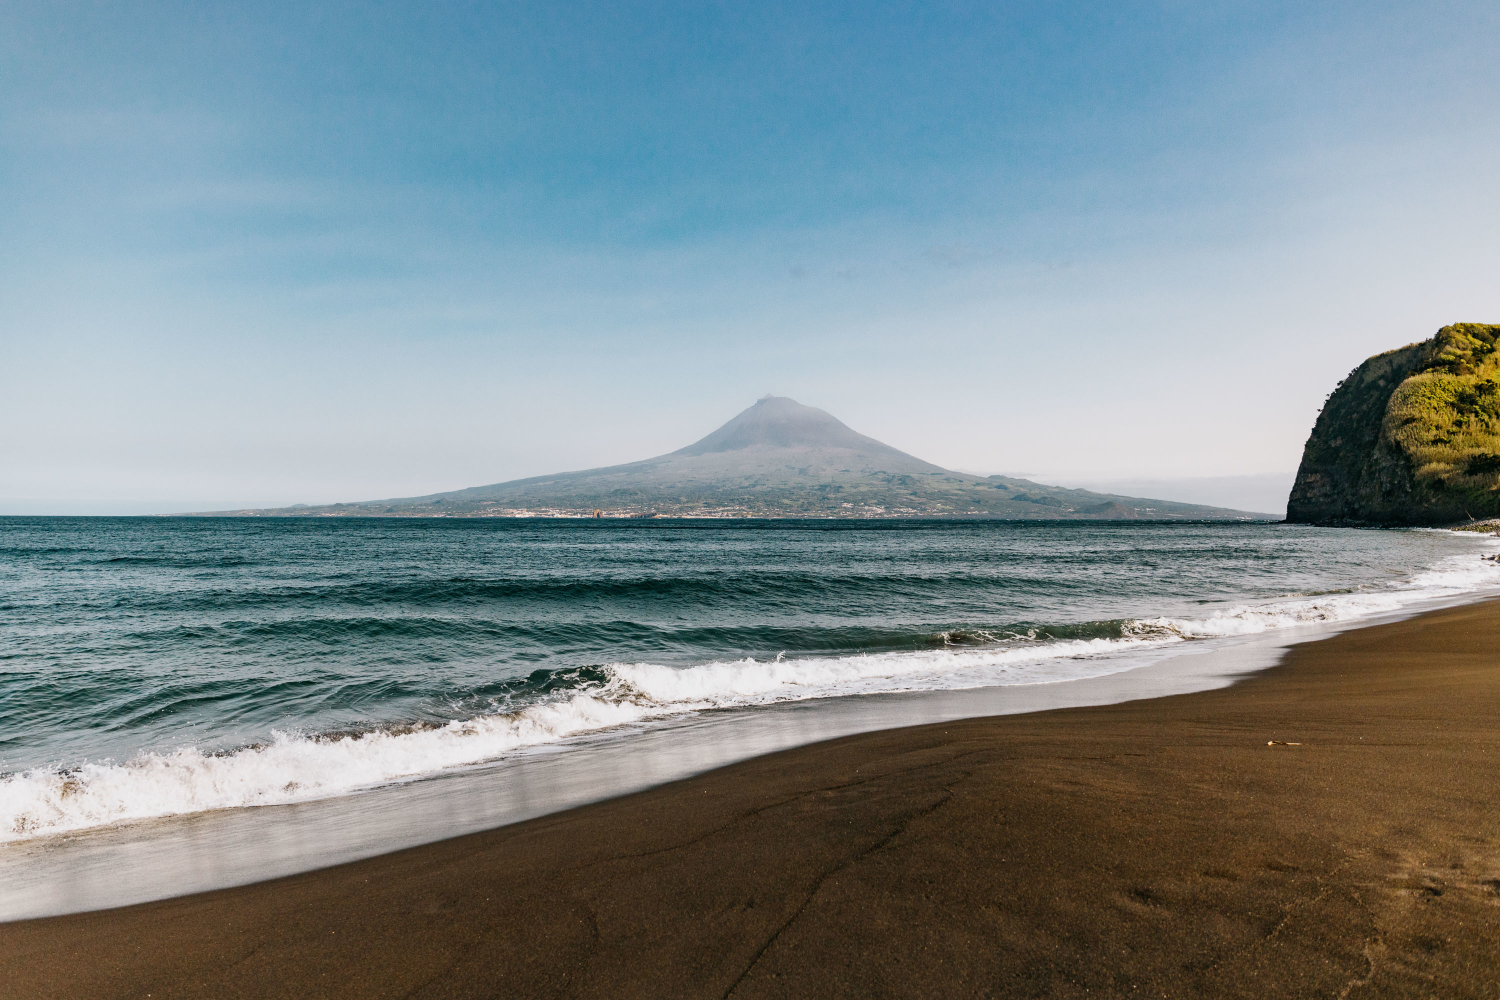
[1383,323,1500,493]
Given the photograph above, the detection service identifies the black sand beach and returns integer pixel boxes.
[4,600,1499,999]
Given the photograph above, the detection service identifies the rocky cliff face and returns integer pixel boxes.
[1287,323,1500,525]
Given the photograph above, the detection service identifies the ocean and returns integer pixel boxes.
[3,516,1499,850]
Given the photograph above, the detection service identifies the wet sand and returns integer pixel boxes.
[4,600,1499,998]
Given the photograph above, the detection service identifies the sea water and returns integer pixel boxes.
[3,516,1499,848]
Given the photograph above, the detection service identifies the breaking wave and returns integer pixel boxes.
[4,540,1497,843]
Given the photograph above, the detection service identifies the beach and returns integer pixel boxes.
[4,597,1498,998]
[11,2,1500,996]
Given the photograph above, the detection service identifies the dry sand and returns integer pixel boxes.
[4,600,1499,998]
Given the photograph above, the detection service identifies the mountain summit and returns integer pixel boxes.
[670,396,941,474]
[189,397,1270,519]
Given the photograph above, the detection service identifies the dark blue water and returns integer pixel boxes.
[2,516,1497,842]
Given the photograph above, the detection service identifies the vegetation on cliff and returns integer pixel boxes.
[1384,325,1500,489]
[1287,323,1500,525]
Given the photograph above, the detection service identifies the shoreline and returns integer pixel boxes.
[7,581,1493,922]
[0,623,1290,921]
[5,598,1500,996]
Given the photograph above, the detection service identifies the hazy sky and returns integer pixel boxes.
[4,1,1498,509]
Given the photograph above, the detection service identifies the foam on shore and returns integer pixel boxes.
[3,542,1497,844]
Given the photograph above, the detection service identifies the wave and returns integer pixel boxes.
[3,541,1497,844]
[86,571,1059,616]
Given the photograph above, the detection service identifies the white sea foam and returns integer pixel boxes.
[4,539,1497,844]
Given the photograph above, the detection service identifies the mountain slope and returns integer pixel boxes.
[1287,323,1500,526]
[189,396,1272,519]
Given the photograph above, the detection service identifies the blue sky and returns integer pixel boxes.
[4,0,1498,510]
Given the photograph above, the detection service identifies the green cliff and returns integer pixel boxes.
[1287,323,1500,525]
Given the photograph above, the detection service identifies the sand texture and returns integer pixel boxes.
[4,600,1499,998]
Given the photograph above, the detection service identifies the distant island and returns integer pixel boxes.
[185,396,1273,519]
[1288,323,1500,526]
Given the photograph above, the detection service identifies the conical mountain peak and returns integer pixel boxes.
[673,396,931,463]
[185,396,1272,520]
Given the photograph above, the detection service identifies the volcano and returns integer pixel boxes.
[190,397,1270,519]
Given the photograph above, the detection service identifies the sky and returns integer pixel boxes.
[4,0,1499,512]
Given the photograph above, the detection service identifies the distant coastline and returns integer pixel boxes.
[172,507,1274,520]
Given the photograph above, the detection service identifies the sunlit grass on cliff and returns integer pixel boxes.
[1384,323,1500,498]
